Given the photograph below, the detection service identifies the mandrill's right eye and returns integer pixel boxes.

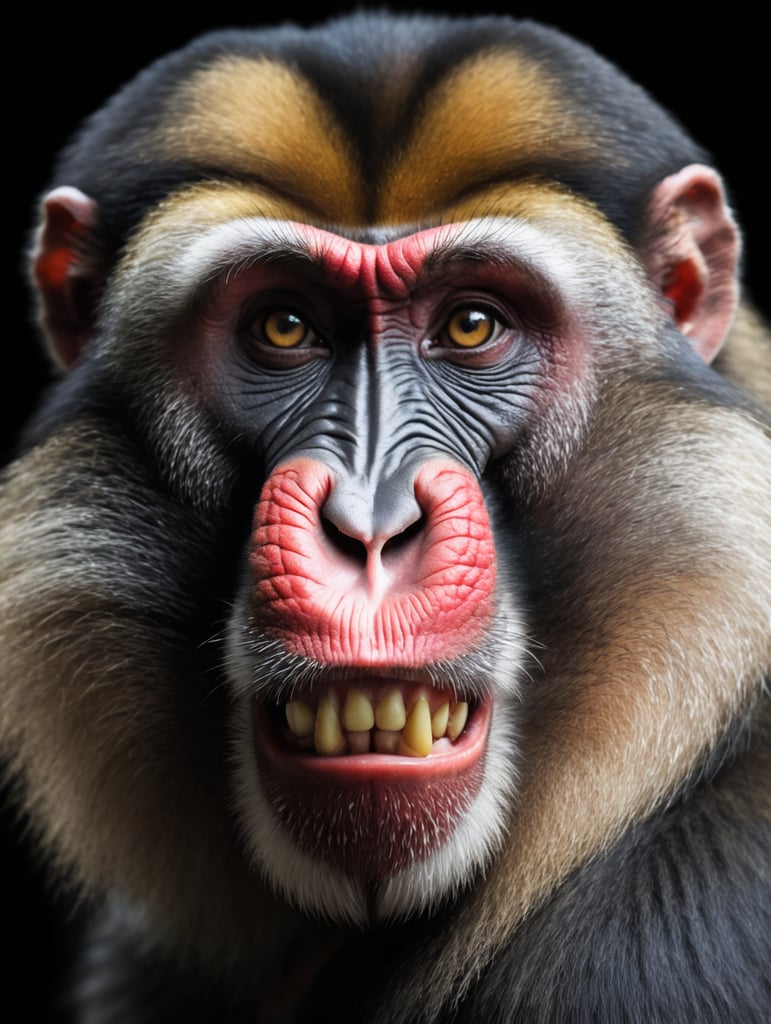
[241,304,330,368]
[249,308,319,349]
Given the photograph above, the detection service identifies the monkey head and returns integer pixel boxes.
[2,15,768,1008]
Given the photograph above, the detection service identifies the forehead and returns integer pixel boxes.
[151,49,603,227]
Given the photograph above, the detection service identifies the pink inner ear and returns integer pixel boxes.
[645,164,740,364]
[36,240,74,291]
[33,186,99,369]
[35,198,89,289]
[662,257,703,336]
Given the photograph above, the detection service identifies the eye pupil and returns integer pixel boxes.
[447,308,495,348]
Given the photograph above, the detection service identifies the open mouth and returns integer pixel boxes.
[256,677,491,779]
[276,680,473,758]
[250,679,492,879]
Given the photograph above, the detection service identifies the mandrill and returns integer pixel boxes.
[1,11,769,1024]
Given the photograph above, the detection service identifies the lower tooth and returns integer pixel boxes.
[347,730,371,754]
[374,730,401,754]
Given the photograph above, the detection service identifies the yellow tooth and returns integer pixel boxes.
[375,688,407,730]
[374,730,401,754]
[431,701,450,739]
[447,701,469,741]
[285,700,315,738]
[398,697,433,757]
[347,731,371,755]
[342,689,375,732]
[314,697,346,755]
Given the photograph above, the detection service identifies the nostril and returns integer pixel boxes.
[381,513,426,560]
[320,514,368,567]
[320,511,426,567]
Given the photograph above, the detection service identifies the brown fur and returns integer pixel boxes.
[371,390,771,1020]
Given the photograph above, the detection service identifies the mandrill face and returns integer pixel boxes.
[1,12,769,1024]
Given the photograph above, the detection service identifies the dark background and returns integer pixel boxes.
[4,3,768,1018]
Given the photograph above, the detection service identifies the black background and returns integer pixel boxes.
[4,3,768,1018]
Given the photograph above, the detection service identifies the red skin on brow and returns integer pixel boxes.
[294,222,452,299]
[251,458,497,666]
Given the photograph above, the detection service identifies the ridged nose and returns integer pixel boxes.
[320,465,425,563]
[251,456,496,666]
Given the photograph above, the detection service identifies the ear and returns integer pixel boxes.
[644,164,740,363]
[32,186,101,369]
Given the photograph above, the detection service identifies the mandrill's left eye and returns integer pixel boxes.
[250,308,319,349]
[441,307,502,348]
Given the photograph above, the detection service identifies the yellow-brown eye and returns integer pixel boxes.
[444,307,497,348]
[260,309,313,348]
